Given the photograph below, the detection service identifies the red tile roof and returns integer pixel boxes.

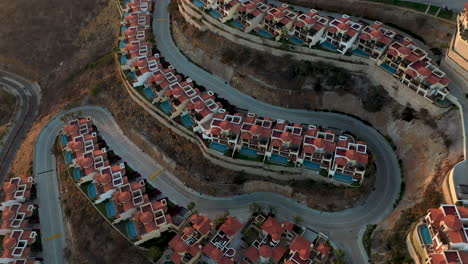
[426,74,441,85]
[404,69,417,78]
[327,26,338,33]
[429,253,446,264]
[203,243,224,262]
[259,245,273,258]
[220,217,242,237]
[171,252,182,264]
[272,245,287,261]
[262,216,283,241]
[317,242,331,256]
[337,23,350,31]
[290,235,312,260]
[244,246,259,262]
[282,221,294,231]
[295,21,305,28]
[444,215,463,231]
[359,33,371,41]
[169,234,188,253]
[417,67,432,77]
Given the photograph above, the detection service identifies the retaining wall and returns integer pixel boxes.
[178,0,450,115]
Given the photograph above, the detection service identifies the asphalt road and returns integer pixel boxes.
[400,0,466,11]
[151,1,400,262]
[0,71,40,183]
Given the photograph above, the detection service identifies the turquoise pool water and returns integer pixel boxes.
[65,152,72,164]
[419,225,433,245]
[231,20,244,30]
[87,183,97,199]
[321,41,337,51]
[119,40,126,49]
[126,221,138,238]
[380,63,397,74]
[270,153,289,165]
[160,101,173,114]
[121,26,127,33]
[61,135,68,146]
[257,29,273,38]
[193,0,205,7]
[121,55,128,65]
[239,146,257,157]
[352,48,370,57]
[209,9,222,18]
[74,167,82,181]
[209,141,228,153]
[303,160,321,171]
[106,201,116,217]
[289,36,304,45]
[124,12,130,17]
[143,87,157,99]
[333,173,353,183]
[181,114,194,128]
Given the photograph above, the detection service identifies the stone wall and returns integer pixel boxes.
[178,0,450,115]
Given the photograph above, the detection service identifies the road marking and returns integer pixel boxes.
[37,169,55,175]
[149,168,165,180]
[44,233,62,241]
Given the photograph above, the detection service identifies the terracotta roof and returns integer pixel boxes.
[190,214,212,235]
[211,127,221,136]
[271,138,283,148]
[194,101,205,111]
[97,173,112,184]
[359,33,371,41]
[345,149,368,164]
[2,209,14,220]
[262,216,283,241]
[370,29,383,39]
[203,243,223,262]
[303,145,315,155]
[337,23,350,31]
[290,235,312,260]
[304,17,316,25]
[241,131,253,140]
[3,183,17,194]
[246,3,256,10]
[244,246,259,262]
[387,48,398,57]
[220,120,232,130]
[264,14,273,20]
[406,53,419,63]
[220,216,242,237]
[417,67,432,77]
[272,245,287,261]
[169,234,188,253]
[426,74,441,85]
[335,157,347,167]
[295,21,305,28]
[444,215,463,231]
[327,26,338,33]
[118,191,132,203]
[238,6,246,12]
[250,125,262,135]
[273,11,285,19]
[317,242,331,256]
[280,132,292,143]
[428,253,446,264]
[140,211,154,224]
[259,245,273,258]
[173,87,184,97]
[404,69,417,78]
[171,251,182,264]
[439,77,449,86]
[397,46,411,56]
[3,237,16,249]
[282,221,294,231]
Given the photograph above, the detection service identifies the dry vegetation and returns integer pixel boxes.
[0,88,16,142]
[171,5,464,263]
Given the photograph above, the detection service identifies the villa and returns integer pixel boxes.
[0,202,34,235]
[329,137,369,184]
[184,91,223,131]
[426,250,468,264]
[1,176,34,207]
[237,113,273,157]
[123,12,152,29]
[234,0,267,32]
[289,9,329,48]
[126,0,153,14]
[298,126,336,172]
[320,14,363,55]
[132,198,175,245]
[379,39,450,102]
[122,40,152,61]
[202,216,242,264]
[353,21,396,60]
[265,121,304,165]
[0,229,39,263]
[204,113,244,153]
[130,55,162,87]
[212,0,241,23]
[146,68,181,99]
[110,179,147,223]
[258,4,297,41]
[160,79,201,118]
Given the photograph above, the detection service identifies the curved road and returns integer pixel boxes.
[151,1,400,262]
[0,71,40,182]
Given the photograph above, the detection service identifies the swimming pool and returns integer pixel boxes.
[87,183,97,199]
[106,201,116,218]
[193,0,205,7]
[380,63,397,74]
[143,87,157,99]
[352,48,370,58]
[128,72,137,81]
[289,36,304,45]
[121,26,127,34]
[333,173,353,183]
[303,160,321,171]
[231,20,244,30]
[65,152,72,164]
[160,101,173,114]
[418,225,433,245]
[209,9,222,18]
[321,41,337,51]
[256,29,273,38]
[239,146,257,157]
[209,141,228,153]
[181,114,194,128]
[74,167,82,181]
[269,153,289,165]
[119,40,126,49]
[61,135,68,146]
[121,55,128,65]
[126,221,138,238]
